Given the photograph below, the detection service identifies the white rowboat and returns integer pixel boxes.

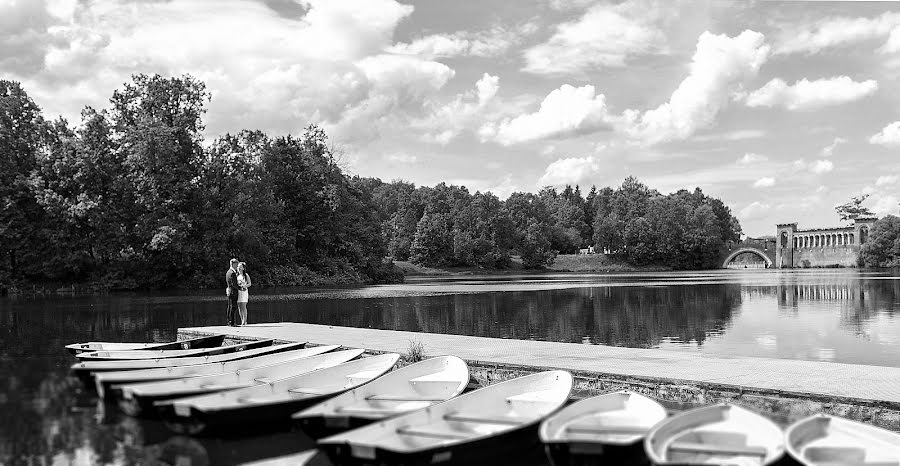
[318,370,573,464]
[540,391,667,462]
[293,356,469,435]
[66,334,225,355]
[160,353,400,435]
[644,403,785,465]
[94,343,329,398]
[76,339,274,360]
[118,348,361,416]
[785,414,900,466]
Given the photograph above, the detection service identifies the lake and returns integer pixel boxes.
[2,269,899,465]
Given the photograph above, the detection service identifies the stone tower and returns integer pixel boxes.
[775,223,797,269]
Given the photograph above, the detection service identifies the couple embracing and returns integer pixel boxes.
[225,258,252,326]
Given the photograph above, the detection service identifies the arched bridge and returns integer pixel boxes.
[719,238,777,269]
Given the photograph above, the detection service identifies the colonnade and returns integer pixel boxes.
[792,232,854,249]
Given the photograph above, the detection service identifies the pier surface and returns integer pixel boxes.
[179,322,900,429]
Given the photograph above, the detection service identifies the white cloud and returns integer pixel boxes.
[871,194,900,216]
[387,24,533,59]
[740,201,771,220]
[793,159,834,174]
[414,73,499,145]
[870,121,900,147]
[811,160,834,174]
[738,153,768,165]
[385,153,417,164]
[776,12,900,55]
[876,175,899,186]
[744,76,877,111]
[821,137,848,157]
[693,129,766,142]
[480,84,610,145]
[523,1,665,75]
[538,155,601,187]
[622,30,770,144]
[753,177,775,188]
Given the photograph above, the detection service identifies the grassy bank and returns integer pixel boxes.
[394,254,669,276]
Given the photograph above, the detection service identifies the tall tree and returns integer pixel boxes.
[835,194,875,222]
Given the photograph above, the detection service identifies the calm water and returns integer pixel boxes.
[2,269,900,465]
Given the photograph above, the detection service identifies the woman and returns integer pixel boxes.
[236,262,252,326]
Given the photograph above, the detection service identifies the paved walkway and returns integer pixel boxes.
[179,322,900,405]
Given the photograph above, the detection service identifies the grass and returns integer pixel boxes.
[402,339,426,363]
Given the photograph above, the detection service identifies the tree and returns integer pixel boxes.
[410,212,453,266]
[858,215,900,267]
[835,194,875,222]
[521,219,557,268]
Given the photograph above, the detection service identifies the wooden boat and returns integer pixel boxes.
[318,370,573,465]
[70,339,286,387]
[644,403,785,466]
[94,342,327,398]
[117,348,361,417]
[65,334,225,356]
[294,356,469,437]
[158,353,400,435]
[785,413,900,466]
[75,338,275,361]
[540,390,667,465]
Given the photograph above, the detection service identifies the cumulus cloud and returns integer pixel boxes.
[738,153,768,165]
[523,0,666,75]
[622,30,770,144]
[693,129,766,142]
[753,177,775,188]
[384,153,417,164]
[413,73,499,145]
[821,137,848,157]
[776,12,900,55]
[876,175,898,186]
[793,159,834,174]
[0,0,473,147]
[537,155,601,187]
[743,76,878,110]
[479,84,610,145]
[387,23,535,59]
[870,121,900,147]
[740,201,771,220]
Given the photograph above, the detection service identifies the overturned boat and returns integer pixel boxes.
[644,403,785,466]
[318,370,573,465]
[294,355,469,437]
[118,348,360,417]
[159,353,400,435]
[540,390,667,465]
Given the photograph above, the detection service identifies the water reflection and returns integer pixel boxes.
[2,270,900,464]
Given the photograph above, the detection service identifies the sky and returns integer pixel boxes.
[2,0,900,237]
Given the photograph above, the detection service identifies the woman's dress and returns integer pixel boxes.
[237,274,249,303]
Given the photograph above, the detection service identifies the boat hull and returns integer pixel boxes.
[158,396,329,436]
[320,421,546,466]
[66,335,225,356]
[545,440,651,466]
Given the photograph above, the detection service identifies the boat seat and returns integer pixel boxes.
[346,371,381,385]
[199,383,234,390]
[803,446,897,466]
[366,394,447,402]
[409,374,462,393]
[396,426,470,441]
[254,377,274,384]
[336,405,411,416]
[565,424,649,435]
[288,387,332,395]
[505,390,559,412]
[444,412,526,425]
[668,441,767,457]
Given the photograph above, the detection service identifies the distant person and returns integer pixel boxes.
[225,258,239,326]
[237,262,252,326]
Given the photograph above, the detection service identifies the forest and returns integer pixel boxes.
[1,75,743,289]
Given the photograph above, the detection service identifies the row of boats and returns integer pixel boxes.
[68,335,900,465]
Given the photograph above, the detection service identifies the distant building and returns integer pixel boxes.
[774,218,877,268]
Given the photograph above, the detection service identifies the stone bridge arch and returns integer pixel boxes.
[722,248,773,268]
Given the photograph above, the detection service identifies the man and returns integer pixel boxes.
[225,258,240,326]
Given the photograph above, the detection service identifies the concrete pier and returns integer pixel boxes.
[179,322,900,431]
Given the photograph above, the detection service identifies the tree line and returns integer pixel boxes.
[1,75,743,289]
